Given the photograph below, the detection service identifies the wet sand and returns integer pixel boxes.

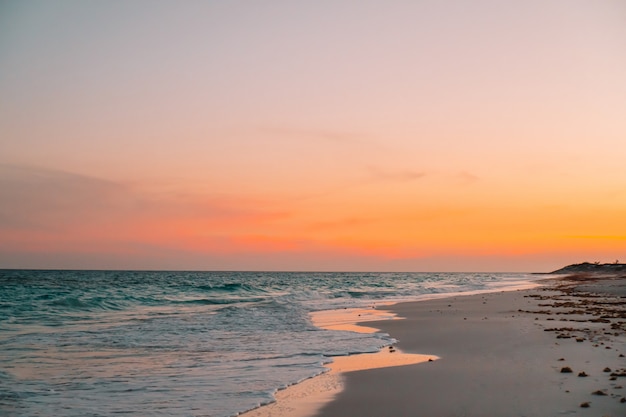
[242,305,437,417]
[314,275,626,417]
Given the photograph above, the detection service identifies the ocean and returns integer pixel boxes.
[0,270,539,417]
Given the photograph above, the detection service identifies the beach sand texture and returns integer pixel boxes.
[315,275,625,417]
[244,274,625,417]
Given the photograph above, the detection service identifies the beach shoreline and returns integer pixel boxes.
[242,274,625,417]
[240,304,438,417]
[315,274,625,417]
[239,278,543,417]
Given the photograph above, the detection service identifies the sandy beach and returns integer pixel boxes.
[245,273,625,417]
[315,275,625,417]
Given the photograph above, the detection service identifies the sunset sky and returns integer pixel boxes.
[1,1,625,272]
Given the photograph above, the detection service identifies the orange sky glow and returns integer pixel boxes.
[1,1,625,271]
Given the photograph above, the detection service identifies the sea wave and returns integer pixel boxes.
[0,270,540,417]
[48,295,127,311]
[168,296,269,305]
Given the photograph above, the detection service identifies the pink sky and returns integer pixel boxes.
[1,1,625,271]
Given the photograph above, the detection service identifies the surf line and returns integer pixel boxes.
[241,304,438,417]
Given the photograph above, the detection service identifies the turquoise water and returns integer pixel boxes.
[0,270,538,416]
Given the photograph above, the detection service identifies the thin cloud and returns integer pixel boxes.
[286,166,427,203]
[0,164,128,231]
[569,235,626,240]
[454,171,480,185]
[0,165,289,235]
[366,166,426,183]
[257,125,381,147]
[307,217,376,231]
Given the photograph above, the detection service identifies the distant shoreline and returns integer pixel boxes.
[548,262,626,275]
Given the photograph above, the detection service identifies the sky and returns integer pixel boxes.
[1,1,625,272]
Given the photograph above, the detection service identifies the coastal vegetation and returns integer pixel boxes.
[551,262,626,275]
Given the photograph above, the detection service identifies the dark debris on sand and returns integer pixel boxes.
[529,269,626,412]
[523,271,625,349]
